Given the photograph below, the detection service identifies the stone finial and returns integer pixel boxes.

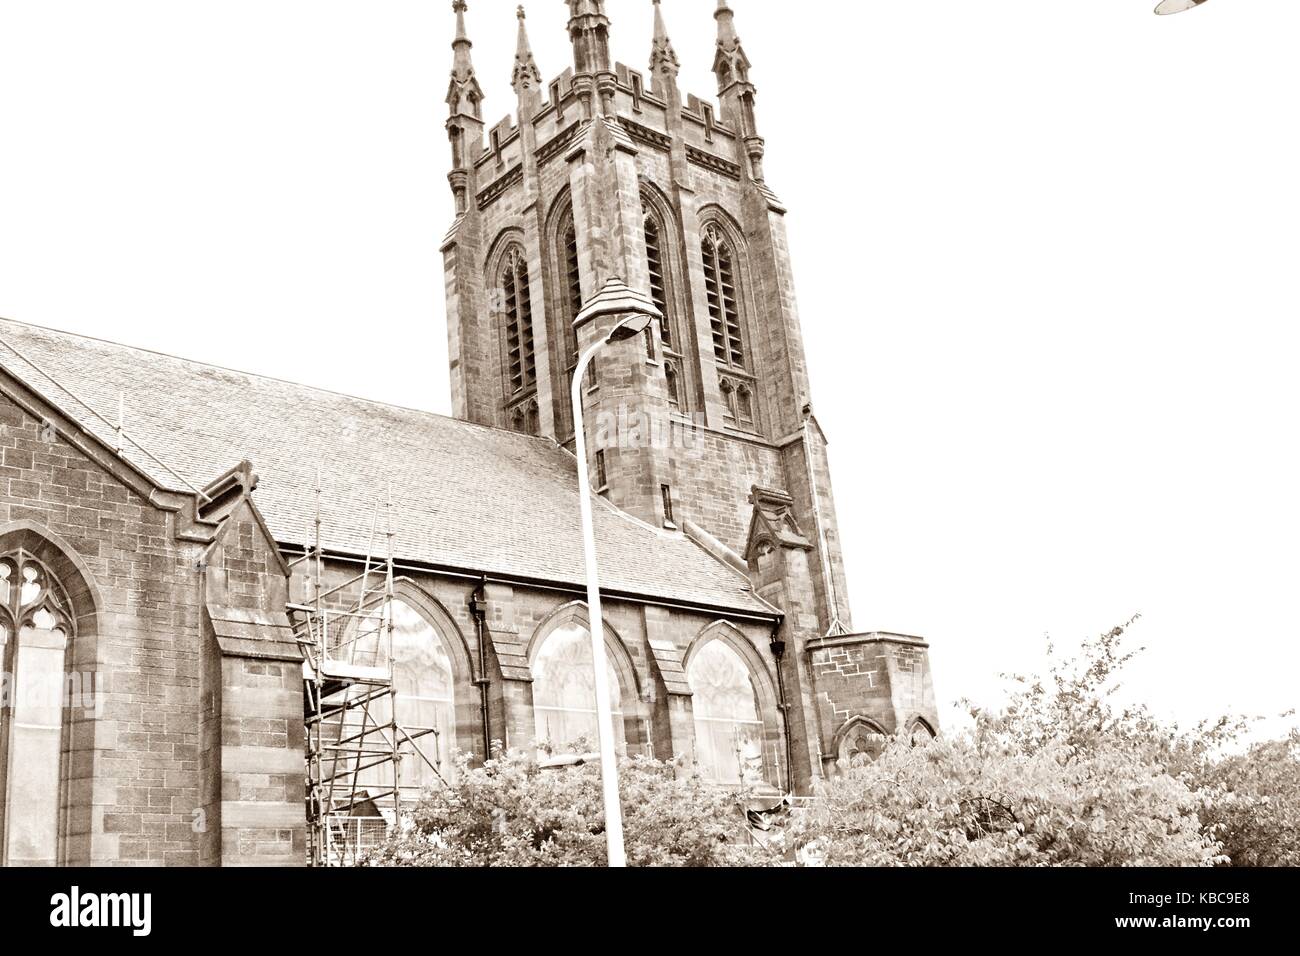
[650,0,680,83]
[713,0,752,92]
[511,5,543,96]
[447,0,484,119]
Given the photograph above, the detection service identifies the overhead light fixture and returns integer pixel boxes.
[1155,0,1209,15]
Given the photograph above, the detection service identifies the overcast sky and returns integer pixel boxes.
[1,1,1296,736]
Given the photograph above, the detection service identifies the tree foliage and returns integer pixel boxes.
[786,619,1281,867]
[364,748,772,868]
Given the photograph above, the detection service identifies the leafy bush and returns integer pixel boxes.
[1185,731,1300,867]
[364,748,774,868]
[787,620,1225,867]
[788,731,1218,867]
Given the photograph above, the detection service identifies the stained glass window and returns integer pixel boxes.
[352,599,458,796]
[839,722,888,768]
[1,551,73,866]
[533,623,624,757]
[688,640,764,786]
[389,602,457,790]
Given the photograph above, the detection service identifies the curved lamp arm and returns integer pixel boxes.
[1155,0,1209,14]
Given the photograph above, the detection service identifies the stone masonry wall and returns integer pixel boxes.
[0,389,207,865]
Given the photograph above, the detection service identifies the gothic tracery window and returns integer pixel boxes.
[702,225,746,371]
[353,599,459,795]
[561,214,583,375]
[0,551,74,866]
[643,208,672,350]
[644,201,691,413]
[702,224,759,431]
[838,721,889,769]
[532,622,625,757]
[499,247,538,432]
[688,640,764,786]
[552,210,605,418]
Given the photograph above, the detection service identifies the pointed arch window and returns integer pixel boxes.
[553,210,604,409]
[500,248,537,398]
[351,599,459,796]
[644,200,692,413]
[561,214,583,373]
[702,225,746,371]
[1,551,74,866]
[836,718,890,769]
[532,622,625,758]
[688,640,764,786]
[703,224,760,431]
[644,210,672,350]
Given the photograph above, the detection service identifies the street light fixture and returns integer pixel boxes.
[569,276,660,868]
[1155,0,1209,14]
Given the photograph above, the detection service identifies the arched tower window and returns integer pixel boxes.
[560,213,583,377]
[644,199,691,413]
[532,622,625,758]
[499,247,538,432]
[702,225,746,371]
[548,208,601,425]
[644,209,671,350]
[687,640,764,786]
[0,551,74,866]
[702,224,759,431]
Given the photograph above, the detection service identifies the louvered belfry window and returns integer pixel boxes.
[501,248,537,395]
[562,219,583,368]
[702,226,745,370]
[644,214,671,350]
[703,223,760,432]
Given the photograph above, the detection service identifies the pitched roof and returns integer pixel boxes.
[0,317,770,616]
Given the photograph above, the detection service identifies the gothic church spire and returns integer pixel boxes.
[446,0,484,119]
[649,0,680,88]
[712,0,752,93]
[511,6,543,97]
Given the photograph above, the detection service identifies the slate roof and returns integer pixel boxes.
[0,317,771,615]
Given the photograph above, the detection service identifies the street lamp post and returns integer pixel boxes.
[568,278,659,869]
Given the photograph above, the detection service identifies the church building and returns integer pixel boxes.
[0,0,938,866]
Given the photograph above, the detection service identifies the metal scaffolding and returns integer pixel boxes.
[289,479,443,867]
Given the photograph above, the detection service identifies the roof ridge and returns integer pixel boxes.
[0,314,559,448]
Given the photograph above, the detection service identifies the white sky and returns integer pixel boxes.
[1,1,1296,736]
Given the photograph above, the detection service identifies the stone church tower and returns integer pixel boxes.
[439,0,940,786]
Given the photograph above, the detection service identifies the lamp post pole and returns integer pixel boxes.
[567,301,656,869]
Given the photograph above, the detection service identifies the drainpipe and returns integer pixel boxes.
[768,621,795,796]
[468,579,492,763]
